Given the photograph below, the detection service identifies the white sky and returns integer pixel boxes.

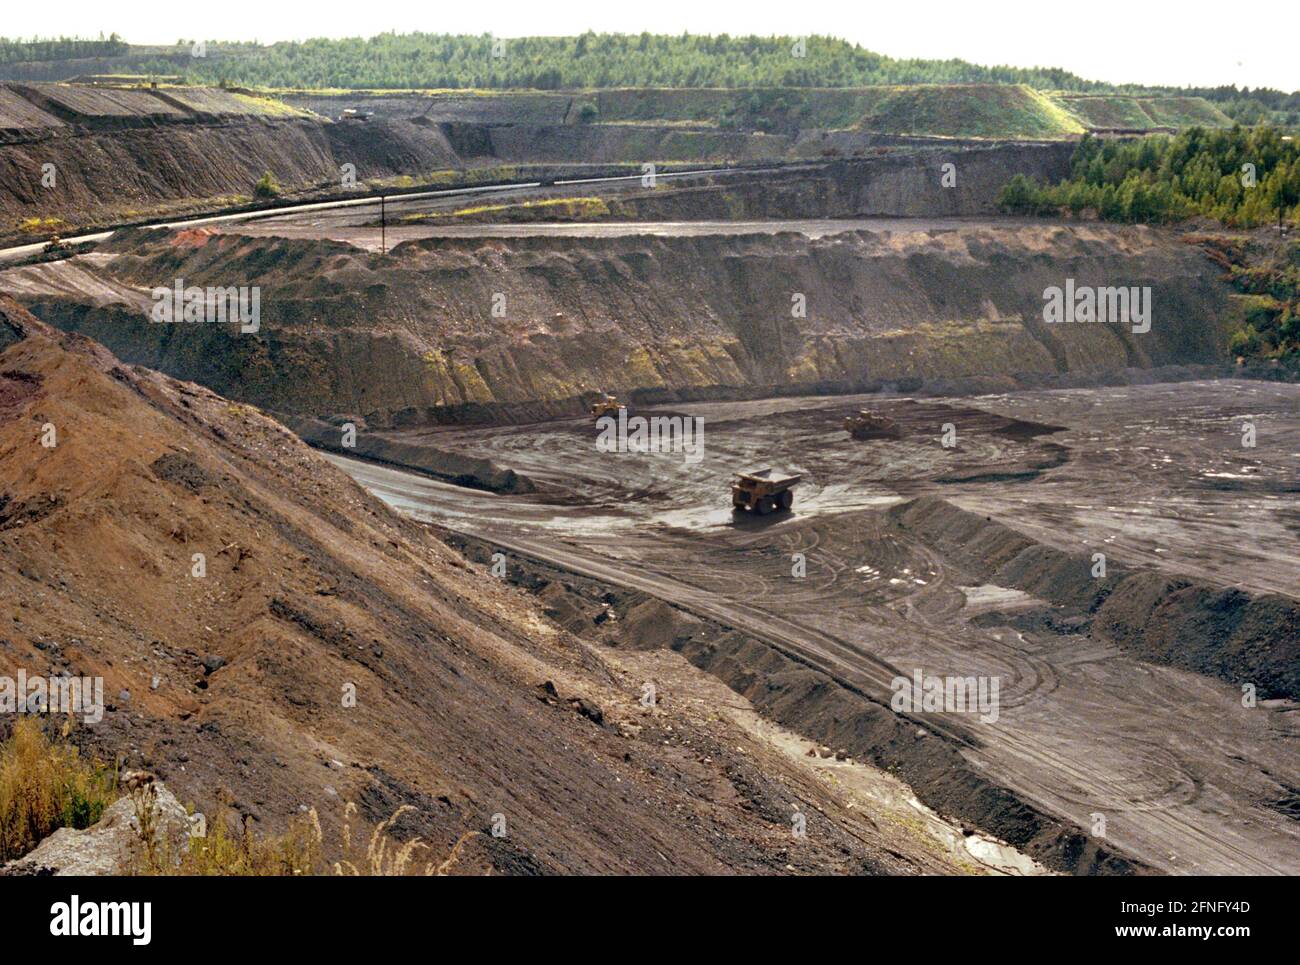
[4,0,1297,92]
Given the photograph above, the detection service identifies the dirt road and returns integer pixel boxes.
[222,212,1025,250]
[0,164,749,265]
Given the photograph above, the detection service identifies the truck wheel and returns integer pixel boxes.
[778,489,794,510]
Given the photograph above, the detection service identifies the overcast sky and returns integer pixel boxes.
[5,0,1297,92]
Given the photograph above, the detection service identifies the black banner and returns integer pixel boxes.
[0,873,1281,952]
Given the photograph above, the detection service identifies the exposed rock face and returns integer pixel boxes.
[11,222,1236,427]
[3,780,191,876]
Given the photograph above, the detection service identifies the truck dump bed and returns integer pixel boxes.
[734,469,802,489]
[731,468,802,514]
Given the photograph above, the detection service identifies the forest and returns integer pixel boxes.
[999,127,1300,226]
[0,34,128,63]
[0,31,1293,124]
[1000,127,1300,363]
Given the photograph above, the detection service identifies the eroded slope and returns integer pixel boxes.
[10,222,1237,426]
[0,296,975,874]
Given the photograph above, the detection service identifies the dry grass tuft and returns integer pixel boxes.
[17,216,67,236]
[153,803,325,876]
[149,799,474,876]
[333,801,479,876]
[1,721,478,875]
[0,718,118,862]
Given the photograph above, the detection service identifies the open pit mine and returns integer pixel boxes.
[0,34,1295,901]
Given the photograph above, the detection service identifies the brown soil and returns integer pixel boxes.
[0,81,459,232]
[328,380,1299,875]
[889,496,1299,699]
[0,296,977,874]
[444,530,1149,876]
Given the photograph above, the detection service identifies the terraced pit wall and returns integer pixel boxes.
[1,87,1076,230]
[13,220,1236,429]
[280,86,1231,137]
[594,144,1075,220]
[0,83,459,228]
[0,81,1230,231]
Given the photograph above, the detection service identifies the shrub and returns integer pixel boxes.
[16,216,66,235]
[253,171,281,199]
[0,718,118,862]
[1228,323,1262,357]
[997,173,1038,214]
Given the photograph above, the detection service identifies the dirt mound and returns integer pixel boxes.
[673,631,1141,875]
[283,91,574,125]
[1053,93,1232,132]
[889,496,1300,699]
[323,117,458,177]
[286,414,535,493]
[11,83,187,122]
[0,296,959,874]
[0,87,65,131]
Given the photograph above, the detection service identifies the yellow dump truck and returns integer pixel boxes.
[731,469,801,515]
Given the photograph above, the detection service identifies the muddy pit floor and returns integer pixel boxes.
[328,379,1300,874]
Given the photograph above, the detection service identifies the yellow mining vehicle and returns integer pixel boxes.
[844,410,903,440]
[731,469,801,515]
[590,394,625,420]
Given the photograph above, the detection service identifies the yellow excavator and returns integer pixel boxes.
[844,410,903,440]
[590,394,625,420]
